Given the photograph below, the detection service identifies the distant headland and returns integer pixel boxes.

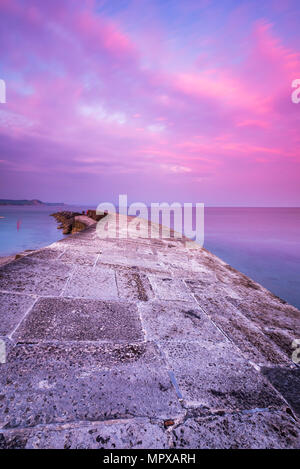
[0,199,65,206]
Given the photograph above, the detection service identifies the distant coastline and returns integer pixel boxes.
[0,199,65,206]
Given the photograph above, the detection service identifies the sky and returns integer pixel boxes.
[0,0,299,206]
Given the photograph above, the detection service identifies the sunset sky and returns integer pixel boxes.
[0,0,299,206]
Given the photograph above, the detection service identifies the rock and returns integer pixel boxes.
[51,211,107,235]
[51,211,82,235]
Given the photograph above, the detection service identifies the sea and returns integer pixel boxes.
[0,205,299,309]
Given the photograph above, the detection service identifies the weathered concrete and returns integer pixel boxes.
[0,214,299,449]
[0,418,169,449]
[172,410,300,449]
[0,342,182,429]
[0,292,36,336]
[13,298,144,343]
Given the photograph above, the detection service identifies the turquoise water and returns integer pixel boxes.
[0,205,299,309]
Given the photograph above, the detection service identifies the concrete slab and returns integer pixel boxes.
[186,281,291,366]
[64,265,118,300]
[172,410,300,449]
[209,311,292,366]
[148,275,194,302]
[0,418,169,449]
[263,327,298,360]
[0,342,182,429]
[1,215,299,448]
[157,251,191,271]
[13,298,144,343]
[59,251,98,266]
[98,250,167,272]
[0,292,36,336]
[27,248,63,261]
[227,296,300,336]
[139,301,226,344]
[262,367,300,418]
[163,341,284,411]
[116,268,152,302]
[0,257,71,296]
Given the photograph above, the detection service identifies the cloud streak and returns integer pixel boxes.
[0,0,299,205]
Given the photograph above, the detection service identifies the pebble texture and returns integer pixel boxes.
[0,214,299,449]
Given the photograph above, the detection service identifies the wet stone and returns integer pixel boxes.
[13,298,144,343]
[0,342,182,429]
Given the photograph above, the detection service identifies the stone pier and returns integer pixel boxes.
[0,214,299,449]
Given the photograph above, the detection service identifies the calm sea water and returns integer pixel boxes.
[0,204,89,257]
[0,205,299,309]
[204,207,300,310]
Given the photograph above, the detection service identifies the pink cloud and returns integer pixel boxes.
[0,0,299,205]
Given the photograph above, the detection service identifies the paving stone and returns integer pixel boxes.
[157,251,191,271]
[148,276,194,302]
[136,245,155,255]
[98,249,166,272]
[62,245,103,256]
[172,410,300,449]
[227,296,300,336]
[116,238,156,249]
[64,265,118,300]
[116,268,152,302]
[210,312,292,366]
[186,282,291,366]
[0,257,71,296]
[263,327,298,360]
[56,235,104,251]
[186,278,241,306]
[13,298,144,343]
[0,292,36,336]
[1,215,299,448]
[163,341,284,411]
[261,367,300,418]
[0,342,182,429]
[59,251,98,266]
[27,248,63,261]
[0,418,169,449]
[139,301,225,343]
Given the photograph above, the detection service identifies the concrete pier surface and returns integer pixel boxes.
[0,214,299,449]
